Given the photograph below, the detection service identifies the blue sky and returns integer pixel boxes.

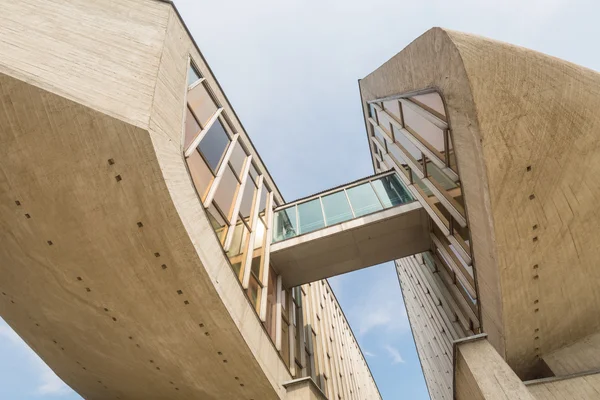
[2,0,600,399]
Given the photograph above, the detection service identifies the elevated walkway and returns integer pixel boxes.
[270,172,430,288]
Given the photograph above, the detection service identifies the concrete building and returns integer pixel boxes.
[0,0,380,399]
[1,1,600,400]
[359,28,600,400]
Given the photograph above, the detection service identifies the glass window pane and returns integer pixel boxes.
[249,162,260,183]
[322,191,353,225]
[448,131,458,173]
[297,198,325,234]
[410,93,445,118]
[346,183,383,217]
[238,179,257,224]
[411,170,432,197]
[402,103,445,153]
[273,207,298,242]
[213,166,239,221]
[228,142,248,179]
[253,219,266,250]
[184,107,201,149]
[188,64,201,86]
[250,255,262,280]
[186,150,213,201]
[369,104,377,120]
[247,275,261,309]
[188,82,218,128]
[383,100,401,122]
[373,126,388,150]
[206,203,227,243]
[376,109,394,140]
[198,118,230,173]
[427,160,458,190]
[258,186,269,221]
[393,125,422,162]
[372,175,413,208]
[226,220,250,278]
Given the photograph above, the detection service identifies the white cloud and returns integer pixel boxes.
[363,350,376,358]
[0,320,72,396]
[384,345,405,365]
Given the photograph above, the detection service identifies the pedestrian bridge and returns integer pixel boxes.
[270,171,430,288]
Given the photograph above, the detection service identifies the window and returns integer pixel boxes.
[346,182,383,217]
[273,206,298,242]
[297,198,325,234]
[265,265,278,340]
[322,191,354,225]
[383,99,401,122]
[212,165,240,221]
[188,82,218,128]
[371,174,413,207]
[184,107,202,149]
[226,219,250,280]
[206,203,228,243]
[409,92,446,119]
[186,149,213,201]
[187,63,201,86]
[198,118,231,173]
[228,142,248,179]
[238,178,257,226]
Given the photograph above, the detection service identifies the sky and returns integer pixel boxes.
[2,0,600,399]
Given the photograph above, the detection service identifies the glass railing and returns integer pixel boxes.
[272,172,415,243]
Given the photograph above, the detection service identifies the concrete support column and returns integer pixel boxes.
[454,335,536,400]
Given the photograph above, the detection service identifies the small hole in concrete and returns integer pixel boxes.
[156,367,160,370]
[527,166,532,172]
[15,201,21,206]
[223,359,227,363]
[534,300,539,304]
[61,347,64,351]
[535,328,540,332]
[115,175,122,182]
[108,159,115,165]
[47,241,53,246]
[199,323,204,328]
[535,336,540,340]
[533,264,539,269]
[234,377,239,380]
[184,300,189,305]
[149,360,154,364]
[112,317,117,322]
[128,336,133,340]
[77,277,83,281]
[83,367,87,371]
[53,340,57,344]
[240,384,244,387]
[535,308,539,313]
[104,308,109,312]
[170,381,174,385]
[204,332,210,336]
[175,388,179,391]
[161,264,167,270]
[529,194,535,200]
[11,300,15,304]
[86,288,91,292]
[1,292,5,296]
[25,214,31,219]
[35,323,39,327]
[177,290,183,295]
[533,224,538,230]
[217,351,222,355]
[136,344,140,348]
[533,236,538,242]
[154,253,160,258]
[533,275,539,279]
[137,222,143,228]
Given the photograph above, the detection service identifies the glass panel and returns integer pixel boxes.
[376,110,394,140]
[411,170,432,196]
[228,142,248,179]
[371,175,413,208]
[188,82,218,128]
[393,125,422,162]
[247,274,261,309]
[322,191,354,226]
[281,320,290,367]
[184,107,201,149]
[249,162,260,183]
[213,166,239,220]
[253,219,266,250]
[187,64,201,86]
[373,126,388,150]
[297,198,325,234]
[238,179,257,224]
[265,265,278,340]
[186,150,213,201]
[273,207,298,242]
[402,103,445,154]
[198,118,230,173]
[258,186,269,221]
[383,100,401,122]
[410,93,445,117]
[226,219,250,279]
[206,203,227,243]
[250,255,262,280]
[346,182,383,217]
[368,104,377,120]
[427,160,458,190]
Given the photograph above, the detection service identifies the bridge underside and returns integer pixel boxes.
[270,203,430,288]
[0,74,280,400]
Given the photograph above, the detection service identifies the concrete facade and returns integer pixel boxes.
[0,1,380,399]
[360,27,600,399]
